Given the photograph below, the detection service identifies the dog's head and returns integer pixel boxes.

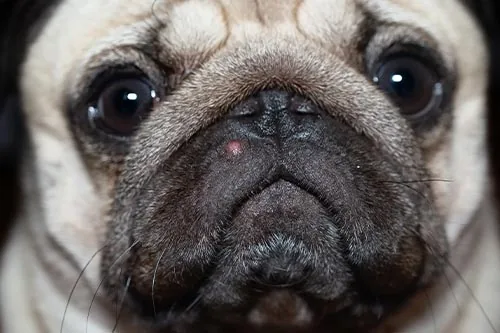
[14,0,489,332]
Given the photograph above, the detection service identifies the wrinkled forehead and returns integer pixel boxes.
[31,0,473,66]
[23,0,483,122]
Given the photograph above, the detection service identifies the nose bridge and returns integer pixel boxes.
[259,90,292,114]
[257,90,293,136]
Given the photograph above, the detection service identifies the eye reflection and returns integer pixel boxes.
[372,55,443,118]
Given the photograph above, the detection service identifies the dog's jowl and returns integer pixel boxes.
[1,0,499,332]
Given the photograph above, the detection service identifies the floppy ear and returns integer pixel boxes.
[0,0,61,243]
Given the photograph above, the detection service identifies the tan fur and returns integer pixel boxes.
[1,0,497,332]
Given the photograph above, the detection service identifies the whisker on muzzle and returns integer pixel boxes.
[61,222,134,333]
[60,245,107,333]
[444,259,499,333]
[112,275,132,333]
[442,268,462,316]
[423,289,438,333]
[85,240,139,333]
[404,211,497,333]
[383,177,466,333]
[151,246,169,318]
[184,293,204,314]
[378,178,453,184]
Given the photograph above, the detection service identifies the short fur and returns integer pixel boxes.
[0,1,499,332]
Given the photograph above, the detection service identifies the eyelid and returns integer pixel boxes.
[364,24,454,78]
[66,46,166,112]
[86,65,155,107]
[369,45,447,83]
[62,48,168,158]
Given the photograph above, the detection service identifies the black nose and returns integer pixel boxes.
[227,90,323,140]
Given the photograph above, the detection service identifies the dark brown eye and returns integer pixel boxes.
[373,55,443,119]
[89,77,159,136]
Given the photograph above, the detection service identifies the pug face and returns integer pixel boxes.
[19,0,488,332]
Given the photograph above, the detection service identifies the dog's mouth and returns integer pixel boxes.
[102,90,448,332]
[126,177,411,332]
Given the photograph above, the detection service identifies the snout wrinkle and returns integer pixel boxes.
[102,40,445,333]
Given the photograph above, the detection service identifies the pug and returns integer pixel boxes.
[1,0,499,332]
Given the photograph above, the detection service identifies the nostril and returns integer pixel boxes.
[258,90,293,110]
[227,90,322,120]
[289,96,321,115]
[228,97,261,118]
[224,89,325,141]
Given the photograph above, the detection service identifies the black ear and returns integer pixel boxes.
[0,0,61,242]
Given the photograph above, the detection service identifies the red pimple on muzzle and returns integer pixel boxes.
[225,140,245,156]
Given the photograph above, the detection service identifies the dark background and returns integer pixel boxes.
[0,0,58,244]
[482,0,500,200]
[0,2,499,243]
